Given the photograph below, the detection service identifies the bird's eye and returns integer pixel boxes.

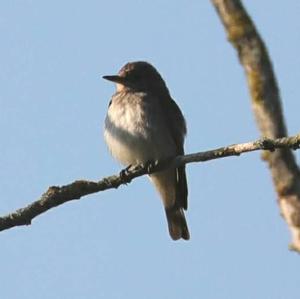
[129,73,140,81]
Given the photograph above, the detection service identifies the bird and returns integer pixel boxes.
[103,61,189,240]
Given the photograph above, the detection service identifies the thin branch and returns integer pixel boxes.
[1,135,299,233]
[211,0,300,251]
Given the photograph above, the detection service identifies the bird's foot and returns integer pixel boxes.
[142,160,159,174]
[119,164,132,184]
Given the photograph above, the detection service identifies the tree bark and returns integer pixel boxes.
[211,0,300,251]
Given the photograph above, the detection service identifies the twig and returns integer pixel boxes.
[1,135,299,233]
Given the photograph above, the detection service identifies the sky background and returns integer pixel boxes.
[1,1,300,298]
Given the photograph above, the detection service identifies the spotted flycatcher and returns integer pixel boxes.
[103,61,189,240]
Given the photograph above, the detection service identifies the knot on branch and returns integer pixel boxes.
[291,135,300,150]
[258,138,276,152]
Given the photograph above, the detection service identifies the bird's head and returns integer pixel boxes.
[103,61,170,96]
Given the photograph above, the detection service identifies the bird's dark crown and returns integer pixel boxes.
[104,61,170,96]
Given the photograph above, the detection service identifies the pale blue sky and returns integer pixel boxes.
[1,1,300,298]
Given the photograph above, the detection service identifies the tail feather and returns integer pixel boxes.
[176,166,188,210]
[165,206,190,240]
[150,168,190,240]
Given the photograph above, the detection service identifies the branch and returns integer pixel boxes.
[211,0,300,251]
[1,135,299,233]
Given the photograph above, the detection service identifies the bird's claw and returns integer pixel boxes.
[119,164,132,184]
[142,160,159,174]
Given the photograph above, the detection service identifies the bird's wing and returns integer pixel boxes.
[162,98,188,210]
[163,98,186,154]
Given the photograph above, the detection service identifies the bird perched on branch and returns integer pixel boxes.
[103,61,189,240]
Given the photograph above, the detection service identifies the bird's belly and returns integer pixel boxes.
[104,110,173,166]
[104,128,152,166]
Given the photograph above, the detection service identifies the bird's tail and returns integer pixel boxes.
[165,206,190,240]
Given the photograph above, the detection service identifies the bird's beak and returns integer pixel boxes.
[102,75,127,84]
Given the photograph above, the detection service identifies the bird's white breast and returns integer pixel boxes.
[104,92,174,166]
